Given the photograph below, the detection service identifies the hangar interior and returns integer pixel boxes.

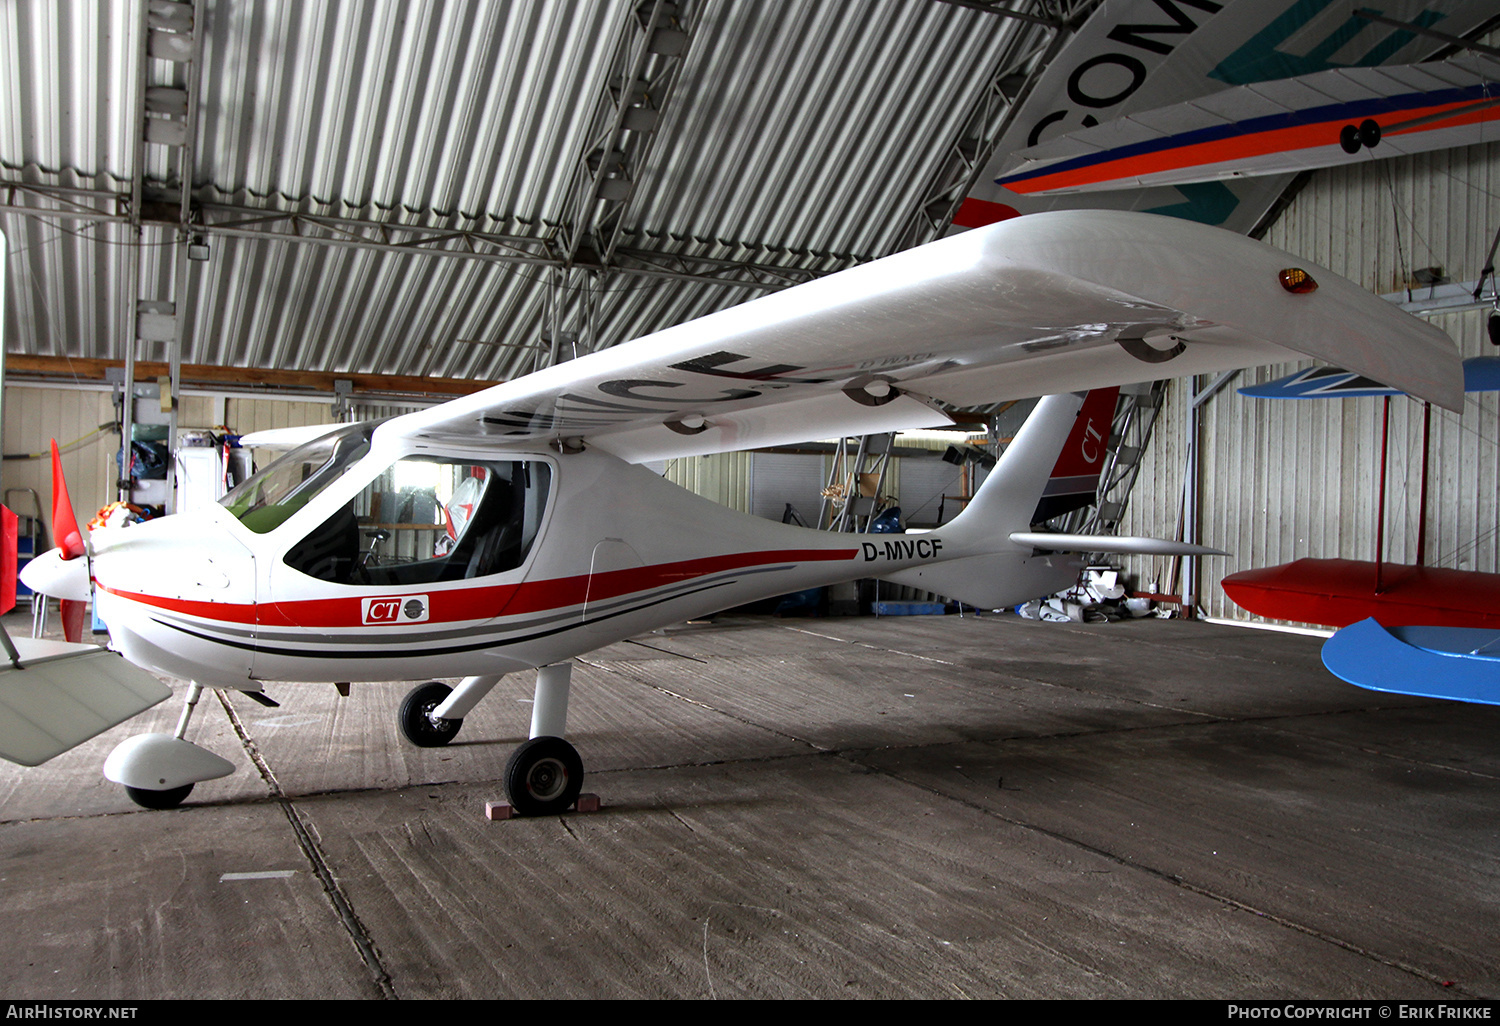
[2,0,1499,1002]
[3,0,1499,621]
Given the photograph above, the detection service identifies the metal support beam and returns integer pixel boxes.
[0,187,866,292]
[558,0,697,269]
[930,0,1064,28]
[118,231,139,502]
[1352,8,1500,60]
[893,1,1095,250]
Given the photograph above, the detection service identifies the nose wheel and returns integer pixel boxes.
[504,736,584,816]
[125,783,194,810]
[398,681,463,747]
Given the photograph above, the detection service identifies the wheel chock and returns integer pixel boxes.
[485,792,600,821]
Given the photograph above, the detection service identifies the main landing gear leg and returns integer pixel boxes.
[505,662,584,816]
[103,682,236,810]
[529,661,571,739]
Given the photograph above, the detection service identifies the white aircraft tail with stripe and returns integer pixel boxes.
[883,391,1219,608]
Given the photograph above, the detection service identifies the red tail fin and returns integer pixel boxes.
[1030,386,1118,523]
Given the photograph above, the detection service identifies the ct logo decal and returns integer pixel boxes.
[361,595,431,625]
[1080,417,1104,464]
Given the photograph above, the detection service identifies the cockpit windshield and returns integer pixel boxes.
[220,423,376,534]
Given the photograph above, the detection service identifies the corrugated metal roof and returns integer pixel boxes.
[1,0,1054,385]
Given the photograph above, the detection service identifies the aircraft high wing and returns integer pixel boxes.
[396,209,1462,460]
[13,209,1463,815]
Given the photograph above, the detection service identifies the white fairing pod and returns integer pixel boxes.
[102,733,235,790]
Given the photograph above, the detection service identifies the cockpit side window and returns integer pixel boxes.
[283,456,551,586]
[221,423,375,534]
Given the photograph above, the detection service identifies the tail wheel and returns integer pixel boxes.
[504,736,583,816]
[398,682,463,748]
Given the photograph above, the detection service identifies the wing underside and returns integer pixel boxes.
[0,640,173,767]
[393,210,1462,461]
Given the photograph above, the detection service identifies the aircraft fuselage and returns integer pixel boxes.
[91,426,1074,689]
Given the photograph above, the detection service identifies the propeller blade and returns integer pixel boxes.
[50,440,85,559]
[48,441,89,642]
[59,598,86,644]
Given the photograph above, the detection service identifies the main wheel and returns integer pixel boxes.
[398,682,463,748]
[504,736,584,816]
[124,783,193,810]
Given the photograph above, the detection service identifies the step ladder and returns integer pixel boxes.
[818,432,895,533]
[1054,380,1167,537]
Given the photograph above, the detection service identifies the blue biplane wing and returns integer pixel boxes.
[1241,356,1500,400]
[1322,617,1500,706]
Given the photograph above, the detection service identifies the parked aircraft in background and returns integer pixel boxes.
[1322,619,1500,706]
[1238,357,1500,400]
[12,210,1462,812]
[995,57,1500,198]
[1227,352,1500,707]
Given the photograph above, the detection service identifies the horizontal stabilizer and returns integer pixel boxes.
[1322,618,1500,707]
[1009,532,1226,557]
[0,639,173,767]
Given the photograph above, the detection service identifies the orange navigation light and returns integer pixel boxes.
[1279,268,1318,294]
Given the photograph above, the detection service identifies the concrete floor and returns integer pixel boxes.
[0,610,1496,999]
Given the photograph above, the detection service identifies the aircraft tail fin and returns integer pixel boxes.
[1032,386,1117,523]
[943,393,1087,544]
[945,389,1213,556]
[886,391,1220,608]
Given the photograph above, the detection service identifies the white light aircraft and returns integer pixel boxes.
[13,210,1461,813]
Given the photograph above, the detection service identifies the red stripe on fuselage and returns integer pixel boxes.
[98,548,860,628]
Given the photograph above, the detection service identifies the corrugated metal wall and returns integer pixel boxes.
[2,385,117,530]
[2,0,1042,380]
[662,450,753,513]
[1120,136,1500,622]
